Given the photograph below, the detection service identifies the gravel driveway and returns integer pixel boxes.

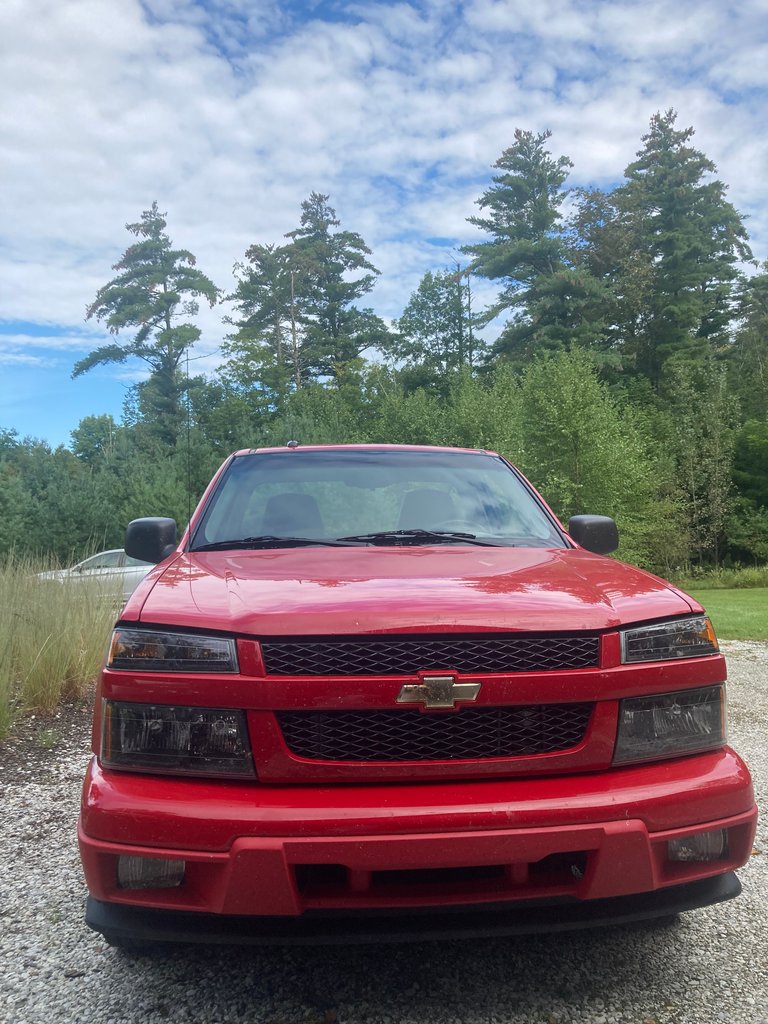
[1,641,766,1024]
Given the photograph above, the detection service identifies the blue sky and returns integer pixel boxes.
[2,0,767,447]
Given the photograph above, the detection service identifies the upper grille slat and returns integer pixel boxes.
[261,635,600,676]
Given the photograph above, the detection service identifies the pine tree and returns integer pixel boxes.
[285,193,389,378]
[74,203,219,446]
[224,243,303,399]
[614,111,751,388]
[464,129,606,363]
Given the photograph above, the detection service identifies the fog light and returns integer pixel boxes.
[117,855,185,890]
[668,829,728,863]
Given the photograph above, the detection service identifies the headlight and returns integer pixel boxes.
[614,685,725,764]
[101,700,254,777]
[620,616,718,663]
[107,629,238,673]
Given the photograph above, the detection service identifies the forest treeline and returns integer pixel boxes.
[2,110,767,573]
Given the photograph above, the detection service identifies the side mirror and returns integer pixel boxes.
[568,515,619,555]
[125,517,178,564]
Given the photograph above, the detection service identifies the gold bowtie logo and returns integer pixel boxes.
[396,675,481,710]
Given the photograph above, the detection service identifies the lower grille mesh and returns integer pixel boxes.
[277,704,593,762]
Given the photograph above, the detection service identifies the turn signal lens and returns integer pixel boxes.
[108,629,237,673]
[620,616,718,663]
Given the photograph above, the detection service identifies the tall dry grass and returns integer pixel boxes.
[0,556,118,737]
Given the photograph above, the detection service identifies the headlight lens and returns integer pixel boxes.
[620,616,718,663]
[108,629,238,673]
[101,700,254,776]
[614,685,725,764]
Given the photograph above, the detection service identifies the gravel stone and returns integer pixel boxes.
[1,641,766,1024]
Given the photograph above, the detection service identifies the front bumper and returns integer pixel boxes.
[79,749,757,939]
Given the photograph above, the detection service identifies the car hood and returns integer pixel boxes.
[125,546,696,635]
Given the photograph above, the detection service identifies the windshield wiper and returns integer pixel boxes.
[336,529,504,547]
[193,535,364,551]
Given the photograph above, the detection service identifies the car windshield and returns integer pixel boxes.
[191,449,566,550]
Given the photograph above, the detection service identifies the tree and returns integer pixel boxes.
[70,415,119,465]
[613,111,751,388]
[728,266,768,420]
[728,415,768,569]
[727,500,768,565]
[732,419,768,510]
[464,129,606,363]
[74,202,220,446]
[0,431,34,556]
[517,350,676,567]
[222,194,389,398]
[223,243,304,400]
[0,436,119,558]
[568,187,650,375]
[385,265,482,386]
[285,193,389,377]
[664,361,739,566]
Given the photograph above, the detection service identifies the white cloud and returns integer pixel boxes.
[0,352,48,367]
[1,0,767,442]
[0,333,101,352]
[465,0,594,41]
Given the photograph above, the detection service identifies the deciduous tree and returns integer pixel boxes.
[728,265,768,420]
[517,350,674,567]
[385,265,481,386]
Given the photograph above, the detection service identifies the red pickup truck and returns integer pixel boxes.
[78,444,757,947]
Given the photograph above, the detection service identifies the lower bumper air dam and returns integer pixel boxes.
[86,871,741,947]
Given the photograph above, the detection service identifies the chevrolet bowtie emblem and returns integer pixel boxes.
[396,675,481,710]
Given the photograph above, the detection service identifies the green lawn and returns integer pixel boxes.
[687,588,768,642]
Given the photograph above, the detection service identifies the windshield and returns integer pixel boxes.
[191,449,566,550]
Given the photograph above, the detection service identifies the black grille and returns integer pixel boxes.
[277,704,593,762]
[261,635,600,676]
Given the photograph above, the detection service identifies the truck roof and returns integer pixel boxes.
[232,443,501,457]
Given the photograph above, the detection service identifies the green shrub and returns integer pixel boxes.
[673,564,768,590]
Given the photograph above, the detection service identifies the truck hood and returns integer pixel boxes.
[125,546,696,635]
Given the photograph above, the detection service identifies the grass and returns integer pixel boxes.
[0,556,118,738]
[686,588,768,642]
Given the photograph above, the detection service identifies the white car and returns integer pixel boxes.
[36,549,153,601]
